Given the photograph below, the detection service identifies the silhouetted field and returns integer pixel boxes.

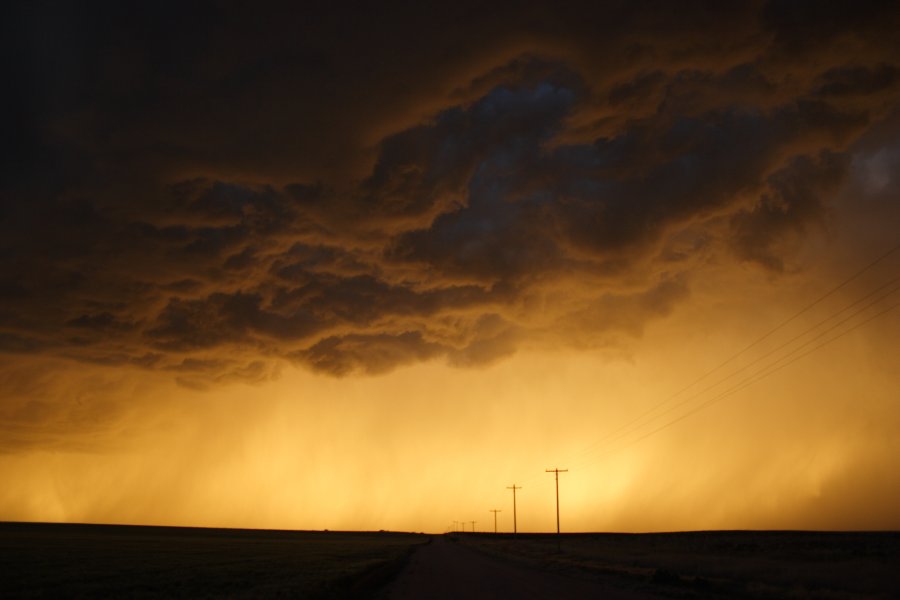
[5,524,898,599]
[457,530,900,598]
[0,522,427,599]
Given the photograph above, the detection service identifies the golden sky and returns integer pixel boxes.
[2,1,899,532]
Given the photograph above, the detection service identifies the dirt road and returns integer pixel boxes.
[385,537,657,600]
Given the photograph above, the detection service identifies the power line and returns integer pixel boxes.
[672,240,900,390]
[582,298,900,463]
[572,277,900,464]
[574,242,900,461]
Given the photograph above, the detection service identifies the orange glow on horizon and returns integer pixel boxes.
[3,247,898,533]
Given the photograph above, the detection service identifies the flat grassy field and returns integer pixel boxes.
[5,524,897,599]
[0,522,427,599]
[458,530,900,598]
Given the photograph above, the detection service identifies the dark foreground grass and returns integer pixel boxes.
[0,522,428,599]
[457,530,900,599]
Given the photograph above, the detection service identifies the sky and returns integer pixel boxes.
[1,0,899,533]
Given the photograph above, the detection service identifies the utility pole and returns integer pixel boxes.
[546,468,568,551]
[489,509,501,533]
[470,520,476,533]
[452,520,458,533]
[507,484,522,533]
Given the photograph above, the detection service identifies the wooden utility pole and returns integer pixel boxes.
[470,520,476,533]
[507,484,521,533]
[489,509,501,533]
[546,468,568,550]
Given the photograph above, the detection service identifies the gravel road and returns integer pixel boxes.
[385,537,658,600]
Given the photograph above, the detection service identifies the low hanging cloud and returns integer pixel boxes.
[2,1,900,382]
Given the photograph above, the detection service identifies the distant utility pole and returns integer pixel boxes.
[452,520,458,533]
[507,484,522,533]
[546,468,568,550]
[470,520,476,533]
[489,509,501,533]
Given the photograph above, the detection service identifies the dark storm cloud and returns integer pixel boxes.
[815,64,900,99]
[762,0,900,51]
[292,332,446,377]
[730,152,847,271]
[2,0,899,380]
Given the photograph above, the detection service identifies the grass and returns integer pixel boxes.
[0,522,428,599]
[455,530,900,599]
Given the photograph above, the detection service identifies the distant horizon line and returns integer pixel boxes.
[3,520,897,536]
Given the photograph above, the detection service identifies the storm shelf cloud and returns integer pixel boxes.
[3,0,899,383]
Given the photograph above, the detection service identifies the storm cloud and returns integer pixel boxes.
[3,0,900,381]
